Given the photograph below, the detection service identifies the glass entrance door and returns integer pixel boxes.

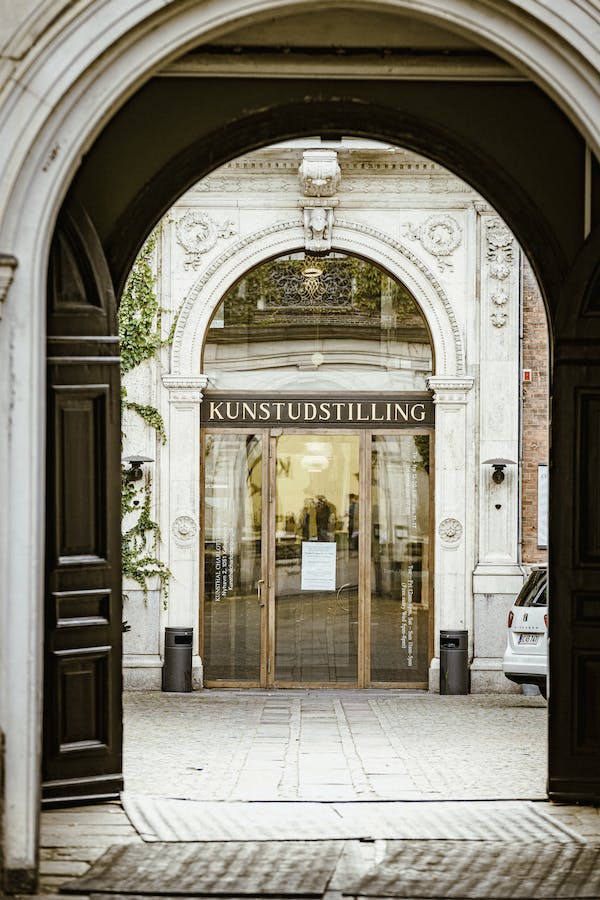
[202,428,431,687]
[202,432,265,684]
[273,433,361,685]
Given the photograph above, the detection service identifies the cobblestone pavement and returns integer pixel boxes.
[34,690,600,898]
[123,690,548,800]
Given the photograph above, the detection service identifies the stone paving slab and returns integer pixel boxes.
[33,692,600,898]
[123,692,548,802]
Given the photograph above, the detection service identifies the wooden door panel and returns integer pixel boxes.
[52,385,108,563]
[43,201,123,805]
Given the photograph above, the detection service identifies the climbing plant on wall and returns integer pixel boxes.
[119,226,173,604]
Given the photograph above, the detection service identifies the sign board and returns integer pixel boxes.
[301,542,337,591]
[201,393,434,428]
[538,464,548,549]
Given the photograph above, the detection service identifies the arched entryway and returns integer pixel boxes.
[1,0,600,889]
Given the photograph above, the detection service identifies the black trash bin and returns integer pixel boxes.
[440,629,469,694]
[162,627,193,692]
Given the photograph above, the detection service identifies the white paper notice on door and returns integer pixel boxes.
[301,541,337,591]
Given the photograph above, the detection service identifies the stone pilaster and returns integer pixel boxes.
[427,376,475,690]
[162,374,208,688]
[471,214,523,691]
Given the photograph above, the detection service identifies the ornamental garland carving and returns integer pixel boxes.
[403,215,462,272]
[485,219,514,327]
[438,517,463,545]
[486,218,514,280]
[176,210,237,269]
[172,515,197,548]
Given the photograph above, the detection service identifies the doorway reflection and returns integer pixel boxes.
[274,434,360,684]
[203,432,263,682]
[370,434,430,684]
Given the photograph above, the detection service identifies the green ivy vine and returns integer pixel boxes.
[123,399,167,445]
[122,476,171,608]
[120,226,174,604]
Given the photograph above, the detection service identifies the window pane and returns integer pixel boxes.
[203,253,432,392]
[203,433,262,681]
[370,434,430,683]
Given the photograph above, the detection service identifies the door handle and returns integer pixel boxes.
[257,578,265,606]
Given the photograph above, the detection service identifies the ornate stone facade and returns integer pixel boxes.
[121,141,547,696]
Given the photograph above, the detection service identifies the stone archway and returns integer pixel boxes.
[162,216,472,689]
[1,0,600,887]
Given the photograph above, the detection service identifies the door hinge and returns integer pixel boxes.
[267,657,271,674]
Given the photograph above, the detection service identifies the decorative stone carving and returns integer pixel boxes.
[486,217,514,280]
[0,253,18,318]
[303,205,335,252]
[173,219,467,378]
[403,215,462,272]
[172,515,197,548]
[439,517,463,545]
[176,211,237,269]
[162,374,208,404]
[491,289,509,307]
[490,288,510,327]
[299,150,341,197]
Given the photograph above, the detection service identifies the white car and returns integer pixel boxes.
[502,566,548,698]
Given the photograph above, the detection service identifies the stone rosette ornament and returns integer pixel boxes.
[438,517,463,545]
[172,515,197,548]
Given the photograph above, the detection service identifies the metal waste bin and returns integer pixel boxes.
[162,627,193,692]
[440,629,469,694]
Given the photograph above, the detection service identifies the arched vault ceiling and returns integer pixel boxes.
[70,76,585,309]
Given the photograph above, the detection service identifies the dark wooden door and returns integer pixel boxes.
[43,201,123,804]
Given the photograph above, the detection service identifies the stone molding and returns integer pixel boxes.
[171,218,466,379]
[427,376,474,403]
[162,374,208,404]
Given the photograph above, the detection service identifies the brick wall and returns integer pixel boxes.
[521,257,549,563]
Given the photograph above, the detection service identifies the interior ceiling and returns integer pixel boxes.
[207,9,478,50]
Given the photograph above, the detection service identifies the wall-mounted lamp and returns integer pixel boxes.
[483,458,516,484]
[122,454,154,482]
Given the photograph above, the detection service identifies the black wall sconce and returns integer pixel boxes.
[483,457,516,484]
[122,454,154,482]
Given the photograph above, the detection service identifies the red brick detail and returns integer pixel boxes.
[521,258,549,564]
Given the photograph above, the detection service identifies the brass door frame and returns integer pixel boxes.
[201,426,434,689]
[200,427,269,688]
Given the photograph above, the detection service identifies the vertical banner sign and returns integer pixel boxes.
[215,524,234,602]
[538,464,548,549]
[400,451,419,668]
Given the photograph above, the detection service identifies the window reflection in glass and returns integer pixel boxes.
[370,434,430,683]
[203,433,263,681]
[203,253,433,392]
